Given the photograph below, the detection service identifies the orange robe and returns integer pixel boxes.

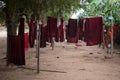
[105,30,111,48]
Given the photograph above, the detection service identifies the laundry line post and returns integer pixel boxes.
[108,11,114,56]
[102,17,105,49]
[111,17,114,55]
[36,20,41,73]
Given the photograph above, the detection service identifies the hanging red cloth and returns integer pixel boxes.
[58,18,64,42]
[29,18,36,48]
[40,24,47,48]
[113,26,120,43]
[67,19,79,43]
[47,17,57,42]
[9,35,25,65]
[9,18,25,65]
[24,33,29,51]
[78,18,84,40]
[84,17,103,46]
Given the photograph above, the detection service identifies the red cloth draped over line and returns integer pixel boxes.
[65,25,68,39]
[55,28,59,42]
[9,18,25,65]
[58,18,64,42]
[113,26,120,42]
[24,33,29,51]
[67,19,79,43]
[84,17,103,46]
[78,18,84,40]
[19,18,29,51]
[47,17,57,42]
[29,18,36,48]
[40,25,47,48]
[9,35,25,65]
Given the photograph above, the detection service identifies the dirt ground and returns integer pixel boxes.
[0,27,120,80]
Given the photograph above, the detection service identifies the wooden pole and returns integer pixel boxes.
[111,19,114,55]
[35,1,41,73]
[36,21,40,73]
[110,11,114,56]
[105,11,114,58]
[102,18,105,49]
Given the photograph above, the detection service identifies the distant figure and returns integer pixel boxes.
[105,27,111,48]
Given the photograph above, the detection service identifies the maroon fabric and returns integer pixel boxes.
[47,17,57,42]
[58,18,64,42]
[9,18,25,65]
[24,33,29,51]
[55,28,59,42]
[18,18,24,36]
[65,25,68,39]
[84,17,103,46]
[78,18,84,40]
[9,35,25,65]
[68,19,77,37]
[29,18,36,48]
[113,26,120,42]
[46,25,49,42]
[40,25,47,48]
[67,19,78,43]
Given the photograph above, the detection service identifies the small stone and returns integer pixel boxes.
[89,53,93,55]
[56,56,60,58]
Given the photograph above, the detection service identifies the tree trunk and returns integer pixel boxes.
[5,13,16,65]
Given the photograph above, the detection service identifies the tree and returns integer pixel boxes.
[0,1,5,25]
[78,0,120,26]
[1,0,81,65]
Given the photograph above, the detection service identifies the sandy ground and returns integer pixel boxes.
[0,27,120,80]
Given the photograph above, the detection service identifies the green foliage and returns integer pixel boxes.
[0,8,5,25]
[45,0,81,20]
[0,1,5,25]
[79,0,120,26]
[1,0,81,24]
